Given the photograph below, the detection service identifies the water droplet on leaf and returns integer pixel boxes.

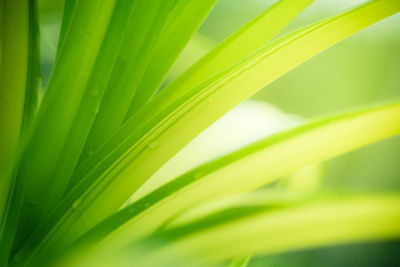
[147,141,158,149]
[72,199,82,209]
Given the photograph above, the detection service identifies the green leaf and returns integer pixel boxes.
[79,0,178,163]
[66,101,400,254]
[47,0,150,204]
[0,0,30,224]
[21,0,40,135]
[61,193,400,266]
[66,0,400,240]
[154,194,400,264]
[26,102,398,267]
[0,0,38,264]
[12,1,400,264]
[124,0,218,118]
[227,255,252,267]
[63,0,217,195]
[124,0,312,117]
[16,0,118,245]
[56,0,76,58]
[71,1,399,233]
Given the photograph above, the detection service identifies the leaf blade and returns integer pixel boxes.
[125,0,313,117]
[0,0,38,263]
[156,194,400,264]
[14,1,400,264]
[68,101,400,254]
[68,0,400,241]
[17,0,119,244]
[79,0,177,163]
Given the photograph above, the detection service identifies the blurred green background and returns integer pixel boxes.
[38,0,400,266]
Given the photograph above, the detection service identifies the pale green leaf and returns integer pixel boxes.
[67,101,400,255]
[12,2,400,265]
[16,0,119,243]
[79,0,177,163]
[125,0,218,118]
[155,194,400,264]
[125,0,313,117]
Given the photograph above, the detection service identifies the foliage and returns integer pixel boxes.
[0,0,399,266]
